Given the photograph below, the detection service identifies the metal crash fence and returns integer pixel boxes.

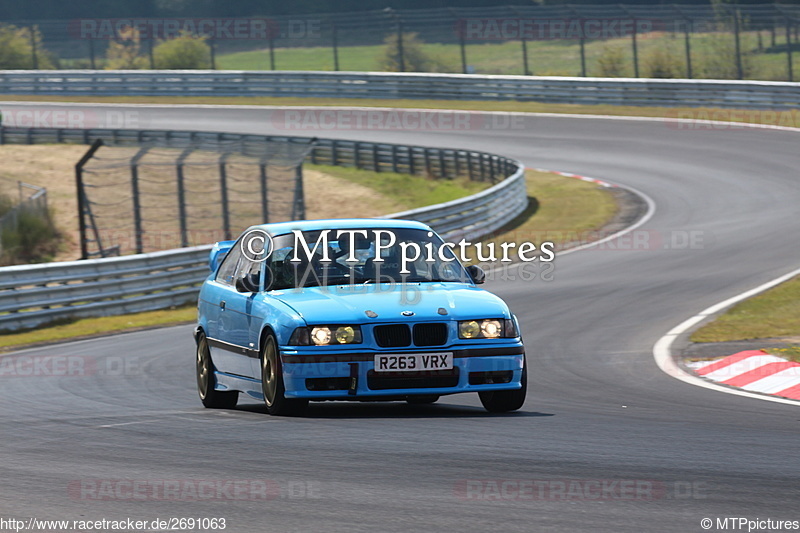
[0,126,525,331]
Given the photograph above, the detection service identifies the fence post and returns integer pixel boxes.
[787,19,794,82]
[397,20,405,72]
[148,38,155,69]
[75,140,104,259]
[210,37,216,69]
[673,6,693,79]
[292,164,306,220]
[332,23,340,71]
[734,9,743,80]
[259,162,269,223]
[176,146,193,248]
[130,146,150,254]
[88,39,97,69]
[521,37,531,75]
[460,24,468,74]
[218,152,231,240]
[269,35,276,70]
[29,27,39,69]
[684,19,693,78]
[631,18,639,78]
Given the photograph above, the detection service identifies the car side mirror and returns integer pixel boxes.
[465,265,486,284]
[235,273,260,293]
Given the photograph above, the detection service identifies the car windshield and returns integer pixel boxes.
[265,227,469,290]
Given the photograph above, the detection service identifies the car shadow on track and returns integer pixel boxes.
[232,401,554,419]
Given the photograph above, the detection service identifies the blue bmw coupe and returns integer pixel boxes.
[195,219,526,415]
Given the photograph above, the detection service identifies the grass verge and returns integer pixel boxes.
[306,164,489,210]
[690,275,800,352]
[0,304,197,351]
[0,169,617,350]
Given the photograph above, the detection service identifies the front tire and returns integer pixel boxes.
[261,333,308,416]
[196,332,238,409]
[479,360,527,413]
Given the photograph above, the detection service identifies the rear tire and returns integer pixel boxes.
[196,332,238,409]
[406,395,439,405]
[261,333,308,416]
[479,360,527,413]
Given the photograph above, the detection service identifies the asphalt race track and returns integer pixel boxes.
[1,103,799,532]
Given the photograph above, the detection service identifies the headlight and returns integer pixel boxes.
[458,319,517,339]
[289,325,363,346]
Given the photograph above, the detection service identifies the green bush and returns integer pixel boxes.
[379,32,440,73]
[595,44,627,77]
[0,194,61,265]
[0,24,55,69]
[643,41,684,78]
[153,32,211,69]
[105,26,148,69]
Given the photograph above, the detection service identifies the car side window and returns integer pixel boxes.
[215,243,244,286]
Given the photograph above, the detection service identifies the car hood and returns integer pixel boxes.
[269,283,510,324]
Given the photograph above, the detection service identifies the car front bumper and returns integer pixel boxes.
[279,344,525,399]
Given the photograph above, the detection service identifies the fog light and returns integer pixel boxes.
[335,326,355,344]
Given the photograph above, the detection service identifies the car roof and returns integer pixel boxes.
[248,218,432,237]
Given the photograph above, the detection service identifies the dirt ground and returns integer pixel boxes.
[0,145,406,261]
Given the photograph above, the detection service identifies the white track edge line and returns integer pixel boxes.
[653,266,800,407]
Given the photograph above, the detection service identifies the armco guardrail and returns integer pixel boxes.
[0,125,524,331]
[2,70,800,109]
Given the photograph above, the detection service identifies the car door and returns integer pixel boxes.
[207,242,259,379]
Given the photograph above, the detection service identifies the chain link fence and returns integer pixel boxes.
[3,5,800,80]
[74,135,313,258]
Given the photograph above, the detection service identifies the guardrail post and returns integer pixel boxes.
[408,146,415,175]
[354,141,361,168]
[331,139,339,165]
[438,149,447,178]
[372,144,380,172]
[218,152,231,241]
[391,144,399,173]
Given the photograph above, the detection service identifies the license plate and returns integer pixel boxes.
[374,353,454,373]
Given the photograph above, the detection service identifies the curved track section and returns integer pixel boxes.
[2,103,799,532]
